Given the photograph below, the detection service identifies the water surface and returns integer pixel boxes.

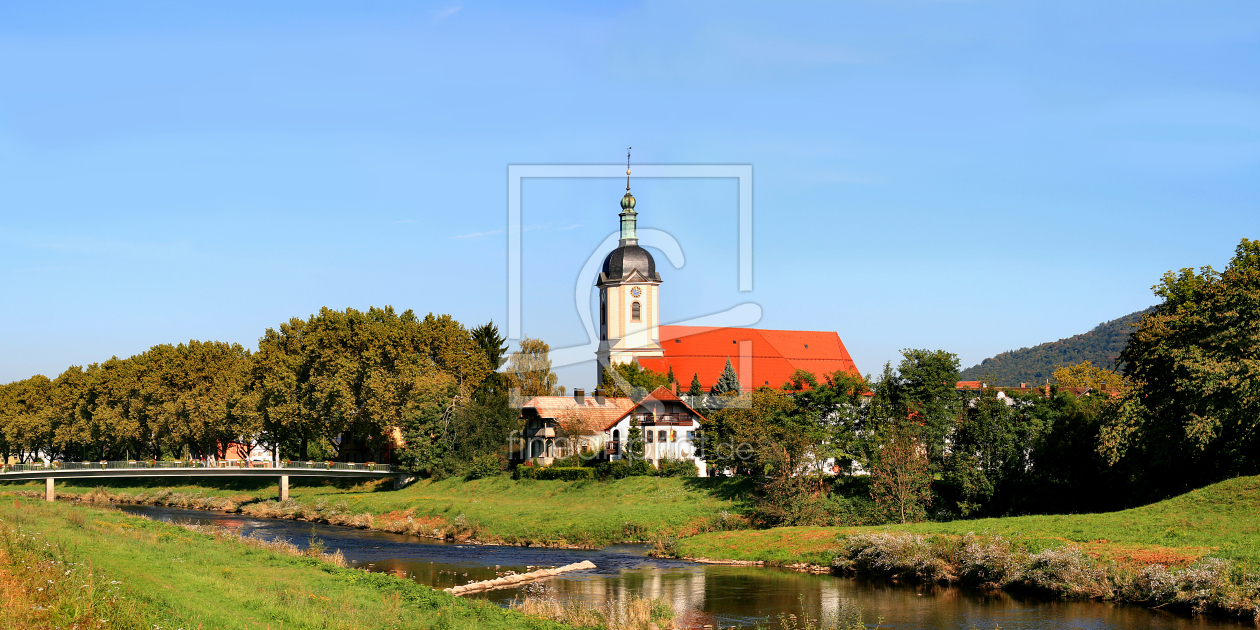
[120,504,1247,629]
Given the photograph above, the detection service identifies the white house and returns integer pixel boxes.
[517,385,708,476]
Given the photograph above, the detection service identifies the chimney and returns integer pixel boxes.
[595,388,605,404]
[672,381,678,396]
[1020,382,1027,388]
[573,388,585,404]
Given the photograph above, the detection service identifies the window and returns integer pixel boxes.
[646,430,654,443]
[612,429,620,442]
[631,301,641,321]
[686,431,695,441]
[658,430,667,443]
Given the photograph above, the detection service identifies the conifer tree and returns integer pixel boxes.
[667,365,676,386]
[711,359,741,396]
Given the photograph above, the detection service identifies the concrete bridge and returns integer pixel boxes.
[0,461,402,501]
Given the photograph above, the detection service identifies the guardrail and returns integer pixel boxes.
[0,461,391,474]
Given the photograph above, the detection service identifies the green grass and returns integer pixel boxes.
[676,475,1260,568]
[2,474,755,547]
[0,497,572,630]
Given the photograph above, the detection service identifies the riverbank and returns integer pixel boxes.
[669,476,1260,622]
[1,475,754,548]
[675,475,1260,568]
[0,497,577,630]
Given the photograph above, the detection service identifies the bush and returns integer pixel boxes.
[464,453,505,480]
[536,467,595,481]
[513,465,538,480]
[656,458,698,478]
[595,459,654,480]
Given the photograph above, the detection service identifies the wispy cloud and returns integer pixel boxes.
[559,223,581,230]
[451,228,505,240]
[434,6,460,20]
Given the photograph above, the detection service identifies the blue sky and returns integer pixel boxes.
[2,1,1258,388]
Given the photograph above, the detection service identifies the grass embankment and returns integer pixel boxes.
[2,475,753,547]
[0,497,574,630]
[677,475,1260,568]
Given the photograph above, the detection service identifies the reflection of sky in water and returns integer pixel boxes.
[123,505,1248,630]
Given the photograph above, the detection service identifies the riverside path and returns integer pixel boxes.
[0,461,401,502]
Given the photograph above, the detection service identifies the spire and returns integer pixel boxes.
[619,147,637,243]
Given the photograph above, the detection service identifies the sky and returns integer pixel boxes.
[2,1,1258,389]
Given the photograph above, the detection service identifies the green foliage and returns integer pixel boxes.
[655,457,698,477]
[535,466,596,481]
[1102,237,1260,499]
[503,337,563,397]
[710,359,740,396]
[595,458,654,479]
[602,362,670,401]
[464,453,506,480]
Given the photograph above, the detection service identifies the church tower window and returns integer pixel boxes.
[631,301,641,321]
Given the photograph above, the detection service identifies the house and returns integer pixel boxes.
[517,385,708,476]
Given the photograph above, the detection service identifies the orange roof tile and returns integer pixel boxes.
[520,396,636,433]
[641,325,860,392]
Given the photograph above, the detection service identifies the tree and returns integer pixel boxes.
[504,337,563,398]
[886,349,961,469]
[870,425,932,524]
[602,362,669,400]
[1053,361,1124,390]
[686,372,705,411]
[710,360,740,396]
[1101,238,1260,497]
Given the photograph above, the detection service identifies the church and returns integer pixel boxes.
[517,168,860,474]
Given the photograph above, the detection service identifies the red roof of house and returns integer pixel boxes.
[639,325,860,392]
[522,386,706,432]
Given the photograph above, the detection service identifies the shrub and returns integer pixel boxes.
[464,453,505,480]
[595,459,654,480]
[536,467,595,481]
[656,458,698,477]
[513,465,539,480]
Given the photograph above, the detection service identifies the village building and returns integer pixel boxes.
[518,385,707,474]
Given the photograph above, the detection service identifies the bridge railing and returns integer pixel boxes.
[0,461,391,473]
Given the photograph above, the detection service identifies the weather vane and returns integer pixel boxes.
[626,146,632,191]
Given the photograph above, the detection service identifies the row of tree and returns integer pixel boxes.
[0,307,544,478]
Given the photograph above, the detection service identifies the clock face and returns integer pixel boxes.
[630,287,642,298]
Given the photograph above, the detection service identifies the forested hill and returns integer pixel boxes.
[959,307,1155,385]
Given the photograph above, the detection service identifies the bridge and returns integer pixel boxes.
[0,461,401,502]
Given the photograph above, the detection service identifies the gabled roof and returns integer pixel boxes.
[521,396,636,433]
[521,386,706,433]
[639,325,860,392]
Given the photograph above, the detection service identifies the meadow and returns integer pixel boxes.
[0,496,574,630]
[0,474,755,547]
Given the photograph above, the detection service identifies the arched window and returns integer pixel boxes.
[612,429,620,442]
[631,301,641,321]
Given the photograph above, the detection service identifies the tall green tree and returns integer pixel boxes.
[710,360,740,396]
[1102,238,1260,497]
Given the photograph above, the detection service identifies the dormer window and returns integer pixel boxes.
[631,301,641,321]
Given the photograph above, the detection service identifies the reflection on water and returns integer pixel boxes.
[120,505,1247,629]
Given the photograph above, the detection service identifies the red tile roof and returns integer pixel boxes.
[522,386,707,433]
[639,325,860,392]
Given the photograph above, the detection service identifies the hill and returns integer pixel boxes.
[958,307,1154,385]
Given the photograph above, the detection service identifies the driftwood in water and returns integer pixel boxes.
[445,560,596,596]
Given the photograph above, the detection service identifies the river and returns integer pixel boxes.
[118,504,1247,629]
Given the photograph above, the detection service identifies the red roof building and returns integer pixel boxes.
[638,325,861,391]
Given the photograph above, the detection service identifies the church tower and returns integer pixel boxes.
[595,157,663,385]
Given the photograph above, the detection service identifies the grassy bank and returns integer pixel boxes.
[676,475,1260,568]
[0,497,577,630]
[2,474,754,547]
